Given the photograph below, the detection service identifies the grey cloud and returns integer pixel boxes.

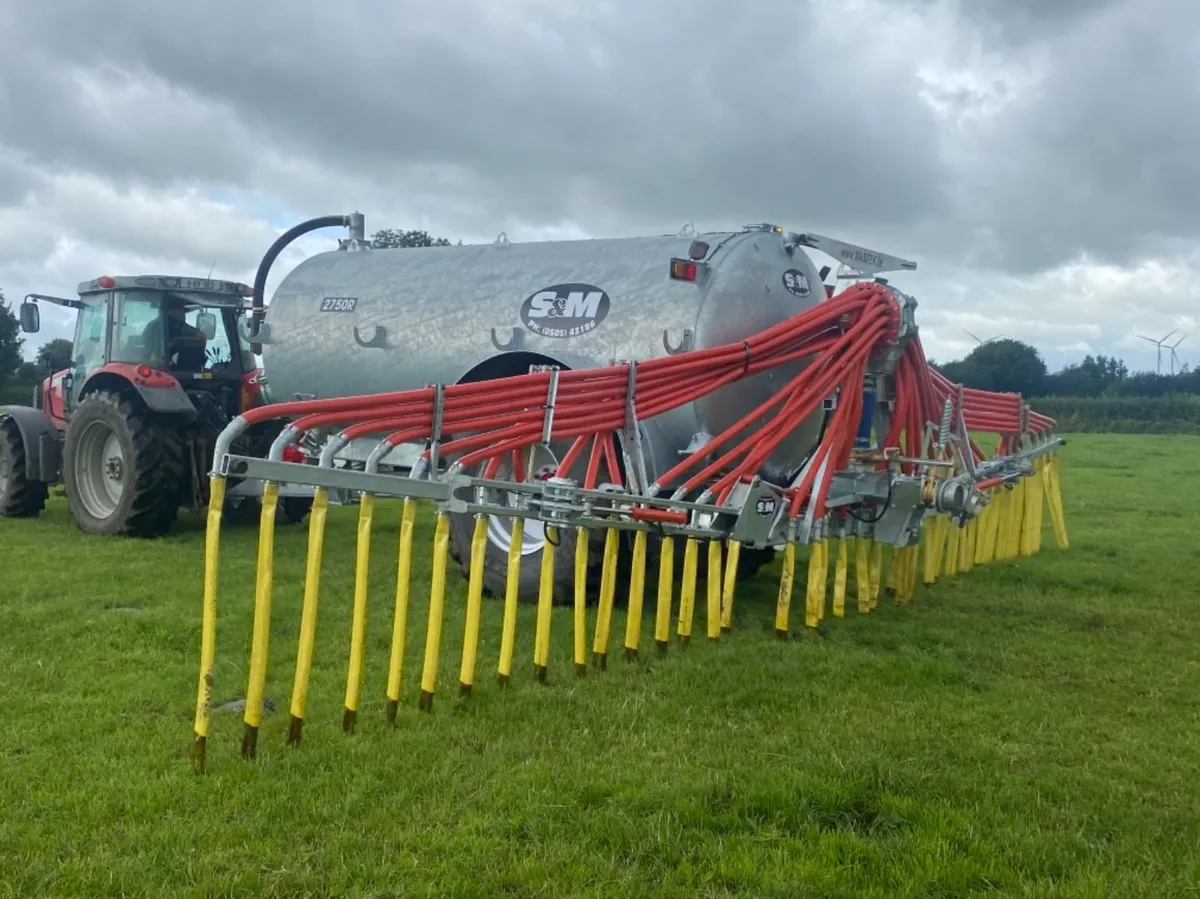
[2,1,951,247]
[1,0,1198,282]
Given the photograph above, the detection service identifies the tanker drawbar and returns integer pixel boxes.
[190,218,1069,772]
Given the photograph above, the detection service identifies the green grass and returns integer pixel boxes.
[2,434,1199,897]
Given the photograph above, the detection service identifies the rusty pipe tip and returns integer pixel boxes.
[459,682,473,698]
[385,699,400,724]
[574,663,587,679]
[655,639,668,657]
[496,673,510,689]
[286,716,304,747]
[720,625,732,634]
[191,736,207,775]
[240,724,259,760]
[342,708,357,734]
[533,664,548,684]
[678,635,691,649]
[418,690,434,712]
[593,652,607,671]
[624,648,637,662]
[775,628,789,640]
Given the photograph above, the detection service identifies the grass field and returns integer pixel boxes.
[1,433,1198,897]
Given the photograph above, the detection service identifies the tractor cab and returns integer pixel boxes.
[21,275,265,427]
[73,275,259,417]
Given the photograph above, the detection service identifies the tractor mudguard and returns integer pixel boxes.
[0,405,62,482]
[82,364,198,417]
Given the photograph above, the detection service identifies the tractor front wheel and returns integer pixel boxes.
[0,418,48,518]
[63,390,185,537]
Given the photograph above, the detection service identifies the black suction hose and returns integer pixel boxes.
[250,213,362,351]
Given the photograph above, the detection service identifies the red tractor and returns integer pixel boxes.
[0,274,311,536]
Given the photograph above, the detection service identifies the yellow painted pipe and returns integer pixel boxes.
[1046,454,1069,550]
[1031,458,1047,552]
[804,539,827,628]
[533,527,557,682]
[943,520,960,577]
[192,475,226,773]
[720,539,740,633]
[706,539,723,640]
[385,497,416,720]
[775,541,795,638]
[287,487,328,745]
[815,538,830,621]
[593,528,619,669]
[623,530,648,659]
[573,526,590,677]
[654,536,675,655]
[958,515,975,573]
[677,538,699,646]
[868,541,883,610]
[342,493,376,733]
[832,538,849,618]
[855,536,872,614]
[241,481,280,760]
[418,512,451,711]
[497,517,524,686]
[458,515,488,696]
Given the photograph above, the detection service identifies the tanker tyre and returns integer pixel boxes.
[279,497,312,525]
[62,390,184,537]
[447,509,602,606]
[0,418,48,518]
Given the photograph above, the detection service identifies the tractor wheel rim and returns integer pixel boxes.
[74,420,126,520]
[485,445,557,557]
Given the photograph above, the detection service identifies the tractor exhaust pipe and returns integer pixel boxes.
[250,213,366,352]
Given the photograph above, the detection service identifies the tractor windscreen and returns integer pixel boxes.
[113,290,254,374]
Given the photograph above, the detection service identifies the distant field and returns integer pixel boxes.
[1,434,1198,897]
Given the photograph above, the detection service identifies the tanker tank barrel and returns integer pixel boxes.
[190,222,1069,771]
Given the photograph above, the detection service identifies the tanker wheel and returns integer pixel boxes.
[279,497,312,525]
[0,418,48,518]
[62,390,184,537]
[447,443,604,605]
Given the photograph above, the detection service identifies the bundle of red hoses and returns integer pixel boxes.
[236,282,1056,521]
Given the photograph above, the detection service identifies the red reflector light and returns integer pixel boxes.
[97,275,116,289]
[669,258,698,281]
[282,445,306,464]
[136,364,153,378]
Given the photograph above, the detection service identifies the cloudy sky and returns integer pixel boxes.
[2,0,1197,371]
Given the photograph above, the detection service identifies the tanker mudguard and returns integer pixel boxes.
[0,404,61,482]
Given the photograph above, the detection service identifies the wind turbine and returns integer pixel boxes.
[963,328,1003,346]
[1137,328,1176,375]
[1168,333,1187,375]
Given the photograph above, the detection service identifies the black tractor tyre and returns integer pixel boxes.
[62,390,185,537]
[0,418,49,518]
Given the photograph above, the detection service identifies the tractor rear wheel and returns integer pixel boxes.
[63,390,185,537]
[0,418,48,518]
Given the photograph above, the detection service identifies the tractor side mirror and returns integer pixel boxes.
[19,301,40,334]
[195,311,218,341]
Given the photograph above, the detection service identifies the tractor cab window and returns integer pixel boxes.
[69,296,110,411]
[112,291,230,373]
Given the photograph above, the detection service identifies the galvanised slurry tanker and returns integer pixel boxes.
[252,217,918,600]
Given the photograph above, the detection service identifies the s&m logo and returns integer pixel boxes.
[520,283,611,338]
[782,269,811,298]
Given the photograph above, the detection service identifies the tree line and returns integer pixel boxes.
[929,337,1199,400]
